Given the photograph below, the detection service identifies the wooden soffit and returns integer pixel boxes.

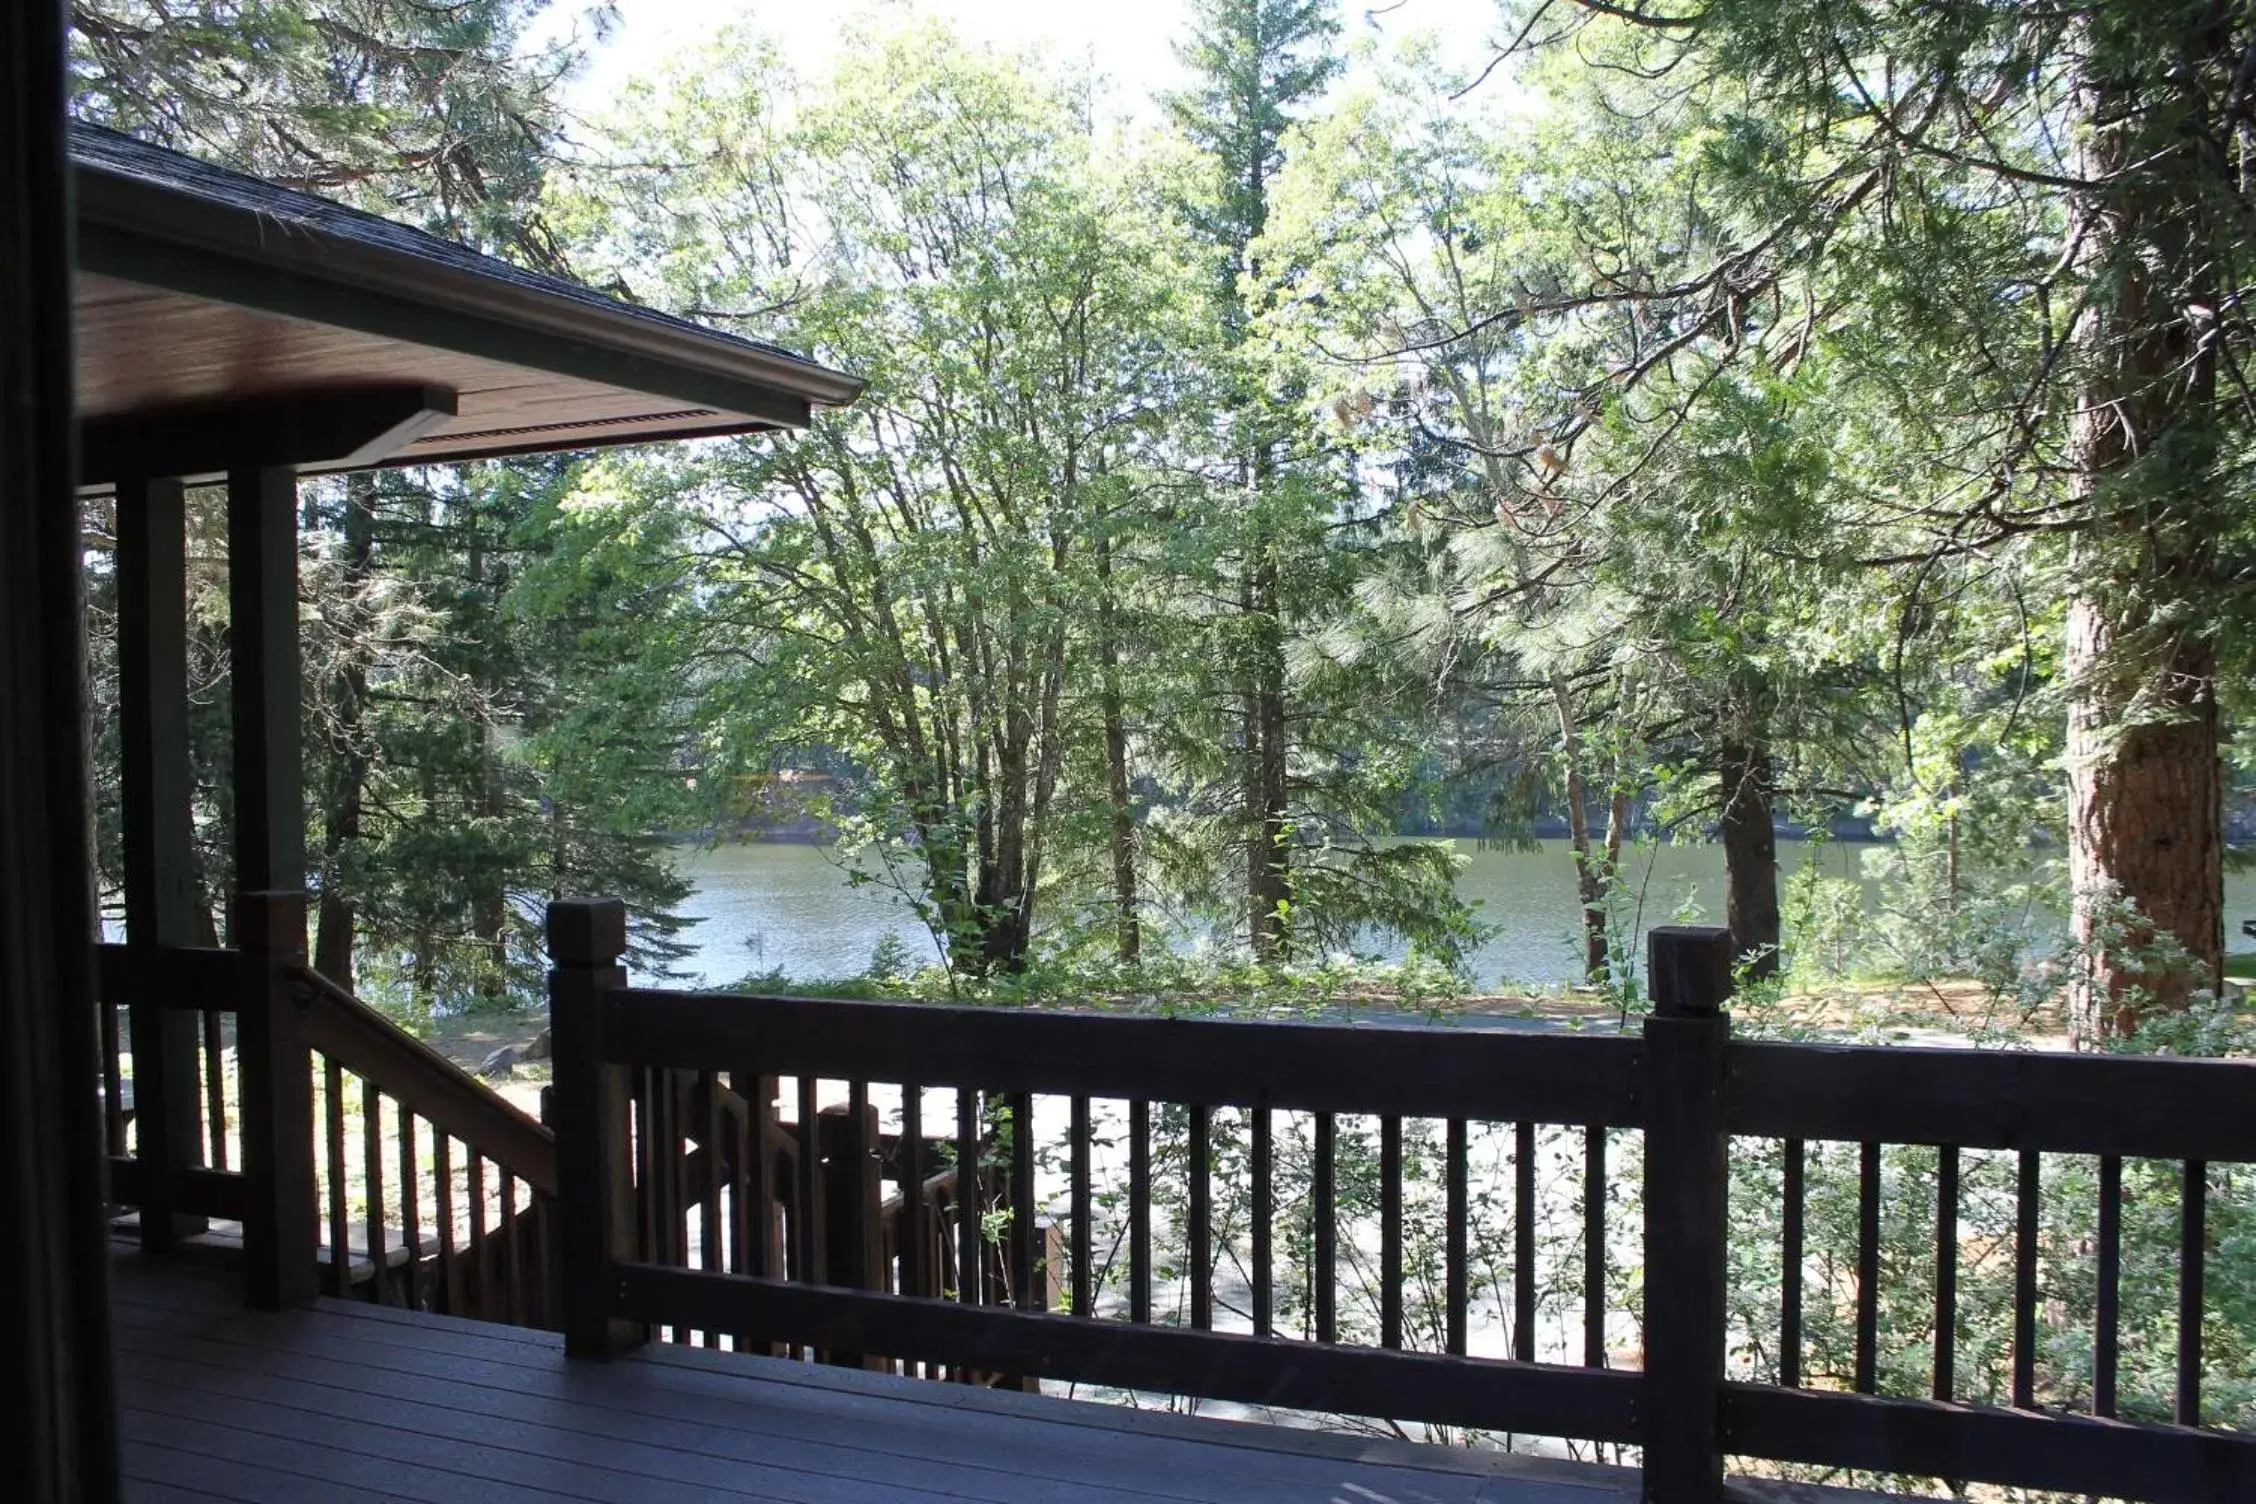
[69,125,861,482]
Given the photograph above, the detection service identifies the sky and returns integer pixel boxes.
[530,0,1513,124]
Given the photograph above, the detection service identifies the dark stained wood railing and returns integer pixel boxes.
[285,961,556,1325]
[96,923,558,1326]
[549,900,2256,1504]
[1721,1038,2256,1498]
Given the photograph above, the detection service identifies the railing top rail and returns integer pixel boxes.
[602,987,1649,1126]
[1730,1038,2256,1162]
[289,962,558,1194]
[96,940,238,1010]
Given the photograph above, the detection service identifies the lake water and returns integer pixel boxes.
[664,837,2256,990]
[662,837,1895,988]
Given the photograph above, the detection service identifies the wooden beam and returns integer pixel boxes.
[113,472,207,1247]
[234,892,318,1309]
[227,464,305,897]
[290,961,557,1195]
[80,384,455,487]
[605,987,1647,1125]
[1730,1040,2256,1160]
[0,0,122,1493]
[1721,1383,2256,1503]
[613,1263,1644,1444]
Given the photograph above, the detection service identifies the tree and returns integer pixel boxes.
[1485,0,2255,1023]
[556,25,1201,976]
[72,1,700,1007]
[69,0,586,262]
[1166,0,1342,960]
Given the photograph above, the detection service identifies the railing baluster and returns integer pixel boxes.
[468,1152,488,1322]
[502,1172,524,1328]
[1251,1105,1273,1338]
[1189,1103,1212,1330]
[324,1058,348,1300]
[533,1193,553,1333]
[398,1109,420,1311]
[102,1004,126,1158]
[1933,1143,1957,1402]
[739,1071,776,1280]
[1009,1090,1036,1313]
[1781,1137,1804,1388]
[362,1077,387,1305]
[434,1131,457,1315]
[2095,1152,2121,1417]
[1069,1094,1092,1321]
[957,1086,981,1308]
[1513,1119,1535,1364]
[843,1080,875,1296]
[1446,1117,1467,1357]
[1129,1097,1151,1325]
[1381,1114,1403,1350]
[899,1083,925,1300]
[702,1070,724,1304]
[2013,1149,2039,1409]
[796,1075,823,1290]
[1856,1139,1880,1393]
[1313,1110,1336,1344]
[663,1072,687,1275]
[635,1069,657,1285]
[1583,1122,1605,1368]
[2178,1159,2206,1427]
[722,1077,751,1352]
[202,1007,227,1172]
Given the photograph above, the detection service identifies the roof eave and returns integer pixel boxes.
[73,160,865,421]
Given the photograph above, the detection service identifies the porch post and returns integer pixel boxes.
[226,464,318,1306]
[226,464,305,897]
[549,898,640,1358]
[2,0,122,1491]
[1640,925,1734,1504]
[114,472,207,1247]
[233,892,318,1308]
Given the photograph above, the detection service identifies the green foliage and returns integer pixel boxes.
[70,0,590,262]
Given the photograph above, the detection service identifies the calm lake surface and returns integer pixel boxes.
[665,837,2256,990]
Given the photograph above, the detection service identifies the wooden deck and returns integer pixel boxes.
[112,1251,1656,1504]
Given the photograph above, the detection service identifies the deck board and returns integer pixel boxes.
[105,1250,1868,1504]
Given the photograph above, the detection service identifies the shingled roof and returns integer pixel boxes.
[70,123,860,476]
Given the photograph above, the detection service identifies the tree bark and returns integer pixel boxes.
[313,473,375,989]
[1719,734,1780,981]
[1551,676,1608,982]
[1602,782,1631,977]
[2063,36,2227,1030]
[1095,529,1141,962]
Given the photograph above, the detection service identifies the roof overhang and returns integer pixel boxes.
[70,126,861,486]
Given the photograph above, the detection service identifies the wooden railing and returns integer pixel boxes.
[98,892,557,1325]
[285,962,556,1324]
[548,899,2256,1504]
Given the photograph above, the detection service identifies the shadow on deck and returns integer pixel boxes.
[112,1249,1653,1504]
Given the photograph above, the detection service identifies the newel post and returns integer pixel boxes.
[234,890,318,1308]
[549,898,640,1358]
[1640,925,1734,1504]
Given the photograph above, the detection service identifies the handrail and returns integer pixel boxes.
[605,986,1646,1126]
[550,903,2256,1504]
[1730,1038,2256,1160]
[95,939,238,1011]
[284,962,556,1196]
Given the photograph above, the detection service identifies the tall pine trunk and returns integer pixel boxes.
[2064,36,2227,1030]
[1095,529,1141,962]
[1720,733,1780,980]
[314,474,376,989]
[1246,537,1289,960]
[1551,677,1608,982]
